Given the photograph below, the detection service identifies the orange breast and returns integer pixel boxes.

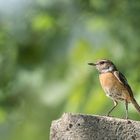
[99,72,117,89]
[100,73,112,86]
[99,72,131,102]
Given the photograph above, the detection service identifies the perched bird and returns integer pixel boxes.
[88,59,140,119]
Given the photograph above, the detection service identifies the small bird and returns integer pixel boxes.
[88,59,140,119]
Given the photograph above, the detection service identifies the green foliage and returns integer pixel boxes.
[0,0,140,140]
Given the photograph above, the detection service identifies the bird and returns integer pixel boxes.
[88,59,140,119]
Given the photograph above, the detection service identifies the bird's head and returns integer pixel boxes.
[88,59,117,73]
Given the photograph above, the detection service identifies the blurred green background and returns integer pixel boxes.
[0,0,140,139]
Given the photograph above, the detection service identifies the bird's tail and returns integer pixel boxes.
[131,97,140,114]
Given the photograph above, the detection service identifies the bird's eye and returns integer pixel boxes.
[100,61,105,64]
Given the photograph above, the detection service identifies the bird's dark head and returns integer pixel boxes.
[88,59,117,73]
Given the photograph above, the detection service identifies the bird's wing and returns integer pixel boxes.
[114,71,134,98]
[114,71,128,85]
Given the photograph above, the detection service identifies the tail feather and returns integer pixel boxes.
[131,97,140,114]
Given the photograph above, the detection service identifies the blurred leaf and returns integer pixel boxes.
[32,14,55,31]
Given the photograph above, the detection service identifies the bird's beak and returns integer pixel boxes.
[88,63,96,66]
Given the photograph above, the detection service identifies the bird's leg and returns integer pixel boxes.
[107,100,118,116]
[125,100,128,119]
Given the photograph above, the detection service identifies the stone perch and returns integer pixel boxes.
[50,113,140,140]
